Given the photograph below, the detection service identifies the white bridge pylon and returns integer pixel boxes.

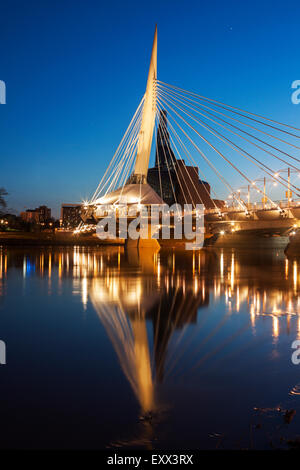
[132,25,157,184]
[86,25,162,212]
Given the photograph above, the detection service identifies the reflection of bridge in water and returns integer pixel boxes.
[2,246,300,416]
[89,248,210,414]
[2,245,300,447]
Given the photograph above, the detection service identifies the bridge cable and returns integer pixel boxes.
[157,80,300,135]
[157,95,280,210]
[157,83,300,151]
[157,90,300,195]
[159,107,222,213]
[156,96,249,212]
[90,96,145,203]
[157,86,300,168]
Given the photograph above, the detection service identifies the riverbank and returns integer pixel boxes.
[0,231,124,246]
[0,231,216,249]
[1,230,299,254]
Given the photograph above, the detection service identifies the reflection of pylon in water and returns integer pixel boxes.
[90,289,155,414]
[90,272,209,408]
[131,318,154,413]
[90,291,158,449]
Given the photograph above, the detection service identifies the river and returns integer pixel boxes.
[0,245,300,449]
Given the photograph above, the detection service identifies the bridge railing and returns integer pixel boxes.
[205,199,300,214]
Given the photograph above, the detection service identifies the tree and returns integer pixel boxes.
[0,188,8,210]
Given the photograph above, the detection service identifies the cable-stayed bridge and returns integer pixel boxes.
[79,26,300,250]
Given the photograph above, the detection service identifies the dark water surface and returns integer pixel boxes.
[1,245,300,449]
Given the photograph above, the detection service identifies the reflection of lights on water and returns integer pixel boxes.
[263,291,267,312]
[47,251,300,328]
[48,254,52,278]
[73,247,79,268]
[193,277,198,294]
[93,255,97,276]
[58,254,62,278]
[165,276,169,293]
[273,316,279,338]
[230,253,235,290]
[214,279,221,298]
[81,277,88,310]
[23,257,35,278]
[256,293,261,314]
[289,384,300,396]
[250,304,256,327]
[0,252,7,279]
[10,246,300,417]
[48,253,52,294]
[13,249,300,349]
[236,286,240,312]
[39,254,44,276]
[294,261,298,293]
[112,279,119,298]
[157,254,161,284]
[272,303,281,315]
[220,252,224,281]
[92,276,143,305]
[23,256,26,278]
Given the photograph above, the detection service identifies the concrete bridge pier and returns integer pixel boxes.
[205,218,297,250]
[207,231,290,250]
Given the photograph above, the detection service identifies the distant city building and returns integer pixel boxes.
[60,204,82,228]
[20,205,51,224]
[147,110,224,209]
[20,210,37,224]
[36,205,51,223]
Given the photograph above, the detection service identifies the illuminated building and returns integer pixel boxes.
[147,110,224,209]
[20,205,51,224]
[61,203,82,228]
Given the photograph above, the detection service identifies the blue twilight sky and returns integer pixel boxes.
[0,0,299,217]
